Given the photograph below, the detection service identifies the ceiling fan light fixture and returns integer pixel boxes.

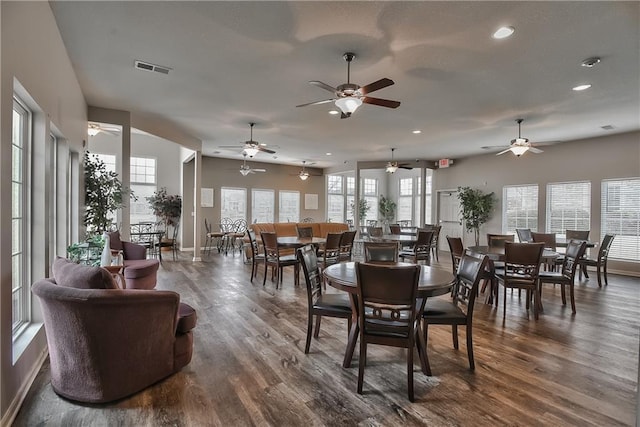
[493,26,515,39]
[243,146,259,157]
[88,125,101,136]
[386,163,398,174]
[510,145,529,157]
[299,171,310,181]
[239,168,251,176]
[335,97,362,115]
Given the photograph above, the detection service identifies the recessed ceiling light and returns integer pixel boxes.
[328,110,339,115]
[326,152,332,156]
[412,130,422,134]
[572,84,592,91]
[581,57,601,68]
[492,26,515,39]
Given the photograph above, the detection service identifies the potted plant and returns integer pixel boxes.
[457,186,495,246]
[378,195,397,233]
[350,198,371,226]
[147,187,182,233]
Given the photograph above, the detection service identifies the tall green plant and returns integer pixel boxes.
[457,186,495,245]
[379,195,396,222]
[147,187,182,229]
[350,198,370,224]
[83,152,132,234]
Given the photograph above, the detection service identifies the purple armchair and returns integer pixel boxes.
[108,231,159,289]
[32,258,196,403]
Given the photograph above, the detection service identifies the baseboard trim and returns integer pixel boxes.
[1,347,48,427]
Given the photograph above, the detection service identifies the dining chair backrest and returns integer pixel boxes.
[204,218,211,234]
[597,234,615,262]
[322,232,343,265]
[364,242,398,263]
[220,218,234,233]
[446,236,465,274]
[248,229,260,255]
[261,232,279,260]
[296,225,314,238]
[487,234,515,248]
[367,226,383,238]
[339,230,357,261]
[398,220,411,227]
[389,224,402,234]
[297,244,322,307]
[531,232,557,250]
[301,217,315,223]
[516,228,533,243]
[503,242,544,282]
[454,254,489,314]
[366,220,378,227]
[566,230,590,241]
[561,240,587,280]
[355,262,421,336]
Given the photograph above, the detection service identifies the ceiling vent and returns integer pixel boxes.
[601,125,615,130]
[134,60,171,75]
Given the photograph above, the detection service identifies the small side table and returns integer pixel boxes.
[103,265,125,289]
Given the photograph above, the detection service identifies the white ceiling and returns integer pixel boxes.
[50,1,639,168]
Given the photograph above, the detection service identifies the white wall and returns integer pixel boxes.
[1,2,87,422]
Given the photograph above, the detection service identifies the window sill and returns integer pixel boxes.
[13,323,44,365]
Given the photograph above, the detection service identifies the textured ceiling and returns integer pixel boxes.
[50,1,640,168]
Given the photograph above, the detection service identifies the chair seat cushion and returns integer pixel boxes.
[52,257,117,290]
[423,298,466,323]
[314,293,352,314]
[276,254,298,264]
[123,259,160,279]
[539,271,567,282]
[177,303,197,333]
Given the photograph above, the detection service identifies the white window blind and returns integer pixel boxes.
[503,185,538,235]
[327,175,344,222]
[546,181,590,237]
[221,187,247,221]
[279,191,300,223]
[602,178,640,261]
[251,189,274,223]
[397,178,413,223]
[130,156,157,224]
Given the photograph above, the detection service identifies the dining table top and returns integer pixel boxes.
[276,236,326,248]
[467,245,559,260]
[555,237,596,248]
[323,261,455,297]
[379,234,418,243]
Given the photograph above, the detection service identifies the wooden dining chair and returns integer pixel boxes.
[297,245,352,354]
[487,233,514,248]
[363,241,398,263]
[531,232,562,270]
[446,236,464,275]
[355,262,422,401]
[566,230,590,241]
[578,234,615,287]
[538,240,587,313]
[261,232,300,288]
[338,230,357,262]
[495,242,545,321]
[389,224,402,234]
[422,254,489,371]
[516,228,533,243]
[317,232,342,271]
[296,225,314,238]
[367,226,383,239]
[399,230,433,265]
[247,229,265,282]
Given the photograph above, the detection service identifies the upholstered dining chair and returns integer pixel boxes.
[367,226,383,239]
[531,232,562,271]
[248,229,265,282]
[261,232,300,288]
[487,233,515,248]
[566,230,590,241]
[297,245,352,354]
[363,241,398,263]
[355,262,422,401]
[317,232,342,271]
[338,230,357,262]
[495,242,545,321]
[389,224,402,234]
[422,254,489,371]
[538,240,587,313]
[446,236,465,275]
[516,228,534,243]
[296,225,314,238]
[423,224,442,262]
[399,229,433,265]
[578,234,615,287]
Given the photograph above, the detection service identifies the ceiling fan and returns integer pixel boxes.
[385,148,413,173]
[239,153,266,176]
[481,119,549,157]
[294,161,322,180]
[220,123,276,157]
[296,52,401,119]
[88,122,121,136]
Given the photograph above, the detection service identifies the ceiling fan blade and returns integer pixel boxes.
[359,78,394,95]
[220,145,244,149]
[362,96,401,109]
[481,145,510,150]
[296,99,335,108]
[340,112,350,119]
[309,81,338,93]
[496,148,512,156]
[399,165,413,170]
[252,169,267,172]
[256,146,275,154]
[528,147,544,154]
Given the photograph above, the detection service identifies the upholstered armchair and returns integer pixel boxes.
[107,231,159,289]
[32,258,196,403]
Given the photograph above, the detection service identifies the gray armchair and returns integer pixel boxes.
[32,259,196,403]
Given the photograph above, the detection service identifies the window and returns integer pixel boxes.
[346,176,355,222]
[362,178,378,223]
[602,178,640,261]
[221,187,247,221]
[93,153,116,174]
[279,191,300,223]
[503,185,538,235]
[327,175,344,222]
[423,172,433,225]
[546,181,591,237]
[251,189,274,223]
[397,178,413,223]
[130,157,157,224]
[12,96,30,335]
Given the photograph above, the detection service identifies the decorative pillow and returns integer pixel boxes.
[52,257,117,289]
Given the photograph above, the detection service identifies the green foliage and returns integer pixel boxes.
[350,198,370,222]
[147,187,182,227]
[83,152,132,234]
[457,186,495,245]
[378,195,397,222]
[67,234,104,265]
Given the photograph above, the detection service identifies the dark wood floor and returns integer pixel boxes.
[14,249,640,426]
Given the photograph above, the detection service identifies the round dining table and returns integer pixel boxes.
[276,236,326,248]
[323,261,455,372]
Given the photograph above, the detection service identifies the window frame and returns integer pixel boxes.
[278,190,300,223]
[129,156,157,224]
[502,184,539,235]
[546,181,591,237]
[601,178,640,261]
[251,188,275,223]
[220,187,248,222]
